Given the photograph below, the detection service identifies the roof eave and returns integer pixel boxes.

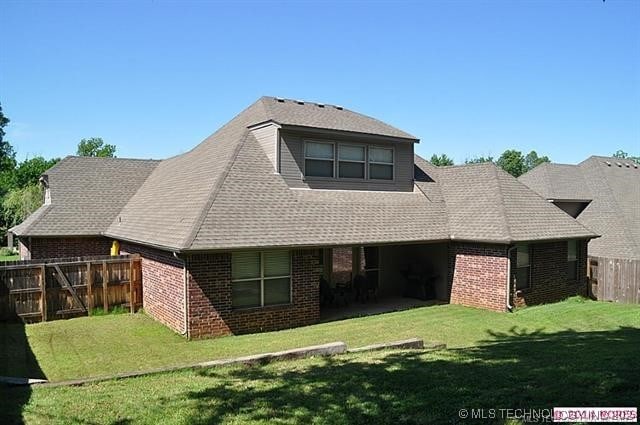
[278,124,420,143]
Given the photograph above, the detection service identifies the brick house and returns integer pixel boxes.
[11,97,597,338]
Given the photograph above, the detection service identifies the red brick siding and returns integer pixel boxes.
[186,249,321,338]
[513,240,588,307]
[120,242,186,334]
[20,237,112,259]
[448,243,508,311]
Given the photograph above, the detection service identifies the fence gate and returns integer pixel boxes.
[0,255,142,323]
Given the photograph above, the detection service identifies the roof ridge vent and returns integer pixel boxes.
[317,103,325,108]
[633,163,638,168]
[275,97,285,102]
[616,162,622,167]
[295,100,304,105]
[624,163,630,168]
[334,105,343,110]
[605,161,611,166]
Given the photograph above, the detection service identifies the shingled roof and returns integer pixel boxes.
[10,156,159,237]
[520,156,640,259]
[13,97,597,250]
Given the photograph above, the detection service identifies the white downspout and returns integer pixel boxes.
[506,246,516,312]
[173,252,189,338]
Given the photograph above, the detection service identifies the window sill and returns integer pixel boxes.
[232,303,294,313]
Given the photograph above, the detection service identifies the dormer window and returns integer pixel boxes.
[305,141,335,177]
[338,145,365,179]
[369,147,394,180]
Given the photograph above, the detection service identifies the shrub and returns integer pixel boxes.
[0,247,17,256]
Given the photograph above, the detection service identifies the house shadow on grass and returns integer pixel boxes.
[184,326,640,425]
[0,316,46,425]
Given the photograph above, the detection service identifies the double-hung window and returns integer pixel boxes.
[515,244,531,290]
[567,240,578,281]
[369,147,394,180]
[305,141,334,178]
[231,251,291,308]
[338,145,365,179]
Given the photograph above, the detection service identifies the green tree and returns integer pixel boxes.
[76,137,116,157]
[2,185,43,227]
[613,150,640,164]
[465,155,494,164]
[14,156,60,189]
[429,154,454,166]
[524,151,550,171]
[496,149,526,177]
[0,103,17,197]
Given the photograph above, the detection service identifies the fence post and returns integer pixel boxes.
[40,264,47,322]
[102,261,108,312]
[86,262,93,315]
[129,257,134,313]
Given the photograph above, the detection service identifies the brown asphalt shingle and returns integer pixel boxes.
[520,156,640,259]
[14,96,597,250]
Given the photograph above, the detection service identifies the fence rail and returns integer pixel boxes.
[0,255,142,322]
[588,256,640,304]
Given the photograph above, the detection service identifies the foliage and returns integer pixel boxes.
[0,103,17,199]
[429,153,454,166]
[464,155,494,164]
[613,149,640,164]
[0,246,17,256]
[496,149,527,177]
[2,184,43,227]
[524,150,550,171]
[1,299,638,424]
[13,156,60,189]
[76,137,117,157]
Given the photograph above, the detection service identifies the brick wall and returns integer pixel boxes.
[513,240,588,307]
[186,249,321,338]
[120,242,186,335]
[448,243,509,311]
[20,237,112,259]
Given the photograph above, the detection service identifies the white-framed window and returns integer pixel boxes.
[231,251,291,308]
[305,141,334,178]
[369,146,394,180]
[338,144,366,179]
[515,244,531,290]
[567,240,578,281]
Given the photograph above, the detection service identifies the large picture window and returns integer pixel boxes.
[338,145,365,179]
[567,240,578,281]
[515,244,531,290]
[305,141,334,178]
[369,147,394,180]
[231,251,291,308]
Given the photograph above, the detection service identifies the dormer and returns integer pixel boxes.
[249,97,419,192]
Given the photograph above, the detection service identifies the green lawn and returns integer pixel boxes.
[1,297,638,384]
[0,254,19,262]
[1,299,639,424]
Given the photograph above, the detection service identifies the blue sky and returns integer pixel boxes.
[2,0,638,164]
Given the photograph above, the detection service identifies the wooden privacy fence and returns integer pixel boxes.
[588,256,640,304]
[0,255,142,322]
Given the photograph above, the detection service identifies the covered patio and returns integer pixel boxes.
[318,243,450,320]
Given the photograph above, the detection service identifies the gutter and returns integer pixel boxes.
[173,252,189,338]
[506,246,517,312]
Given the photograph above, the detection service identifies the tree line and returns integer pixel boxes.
[429,149,639,177]
[0,103,116,242]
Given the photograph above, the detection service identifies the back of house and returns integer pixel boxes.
[11,97,597,337]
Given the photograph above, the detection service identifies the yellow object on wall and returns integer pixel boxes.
[110,240,120,256]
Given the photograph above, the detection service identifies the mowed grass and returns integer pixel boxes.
[0,297,638,383]
[0,254,19,262]
[2,313,639,424]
